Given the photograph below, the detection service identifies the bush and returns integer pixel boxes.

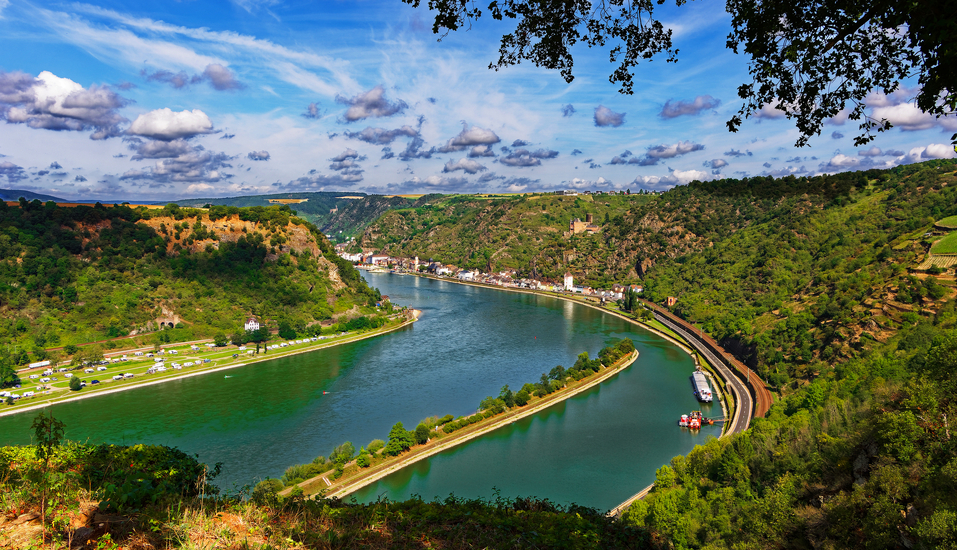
[515,390,530,406]
[415,423,430,445]
[356,453,371,468]
[367,439,385,454]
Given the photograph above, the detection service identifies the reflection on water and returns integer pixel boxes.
[0,273,719,506]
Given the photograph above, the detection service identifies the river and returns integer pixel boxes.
[0,272,720,509]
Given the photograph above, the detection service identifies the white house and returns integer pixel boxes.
[564,273,574,291]
[244,317,260,332]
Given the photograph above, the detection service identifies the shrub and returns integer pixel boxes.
[367,439,385,454]
[415,423,430,445]
[356,453,371,468]
[515,390,530,406]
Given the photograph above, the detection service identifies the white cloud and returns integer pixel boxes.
[870,102,957,132]
[0,70,128,139]
[128,108,215,140]
[443,157,486,174]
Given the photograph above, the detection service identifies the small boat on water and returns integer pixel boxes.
[678,411,715,430]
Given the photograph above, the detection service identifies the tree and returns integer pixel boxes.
[384,422,415,456]
[403,0,956,146]
[213,333,228,347]
[72,345,104,367]
[415,423,430,444]
[69,376,81,391]
[499,384,515,408]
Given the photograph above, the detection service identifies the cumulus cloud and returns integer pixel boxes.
[858,146,884,157]
[49,161,61,169]
[0,160,26,183]
[594,105,625,127]
[202,64,244,91]
[143,64,243,91]
[0,70,129,139]
[632,168,710,189]
[765,165,808,177]
[128,108,214,140]
[831,131,844,139]
[220,133,235,139]
[247,150,270,161]
[570,149,582,156]
[380,147,394,160]
[344,125,418,145]
[75,175,87,182]
[438,124,502,153]
[468,145,496,158]
[336,85,407,122]
[870,102,957,132]
[564,177,614,190]
[723,148,752,157]
[119,149,233,184]
[499,148,559,167]
[365,175,475,195]
[443,157,487,174]
[331,149,359,162]
[497,176,541,192]
[512,139,529,147]
[752,100,787,119]
[302,102,321,119]
[274,173,362,191]
[659,95,720,118]
[632,141,705,165]
[129,138,195,160]
[704,158,728,169]
[398,135,435,161]
[820,154,860,170]
[562,104,576,117]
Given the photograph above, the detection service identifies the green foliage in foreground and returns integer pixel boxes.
[2,414,650,549]
[623,301,957,549]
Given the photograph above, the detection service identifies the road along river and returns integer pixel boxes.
[0,272,721,508]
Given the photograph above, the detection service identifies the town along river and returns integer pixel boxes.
[0,272,721,510]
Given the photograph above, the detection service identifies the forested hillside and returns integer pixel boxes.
[0,200,378,384]
[361,192,652,276]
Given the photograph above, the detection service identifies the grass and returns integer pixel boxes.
[931,231,957,254]
[3,317,413,414]
[936,215,957,228]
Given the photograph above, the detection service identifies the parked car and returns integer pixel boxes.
[91,380,100,384]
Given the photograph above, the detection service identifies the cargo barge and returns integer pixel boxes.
[691,371,713,402]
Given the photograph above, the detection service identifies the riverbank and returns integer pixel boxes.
[285,349,640,500]
[0,314,419,419]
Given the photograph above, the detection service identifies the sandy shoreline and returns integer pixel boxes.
[0,316,418,419]
[289,349,640,500]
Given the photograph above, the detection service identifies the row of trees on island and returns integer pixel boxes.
[260,339,635,498]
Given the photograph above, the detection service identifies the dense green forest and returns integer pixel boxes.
[0,200,378,385]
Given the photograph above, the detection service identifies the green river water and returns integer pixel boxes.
[0,272,721,510]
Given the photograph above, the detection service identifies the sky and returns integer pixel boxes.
[0,0,955,201]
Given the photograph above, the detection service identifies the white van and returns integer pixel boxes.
[29,374,39,379]
[43,369,53,376]
[65,373,73,378]
[40,377,50,383]
[85,368,94,373]
[112,375,123,380]
[97,366,108,371]
[123,373,134,379]
[134,352,143,356]
[23,391,34,397]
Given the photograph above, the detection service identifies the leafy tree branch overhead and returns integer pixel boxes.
[402,0,957,147]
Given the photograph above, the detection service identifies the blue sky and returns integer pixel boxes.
[0,0,954,201]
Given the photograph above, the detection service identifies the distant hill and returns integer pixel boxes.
[0,188,70,203]
[175,191,442,242]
